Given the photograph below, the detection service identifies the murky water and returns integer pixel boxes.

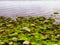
[0,1,60,22]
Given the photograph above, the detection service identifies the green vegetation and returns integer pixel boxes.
[0,16,60,45]
[53,12,59,14]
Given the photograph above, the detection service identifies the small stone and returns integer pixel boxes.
[23,27,30,32]
[12,37,18,41]
[0,42,4,45]
[9,42,13,45]
[57,34,60,37]
[0,30,5,33]
[23,41,30,45]
[53,44,58,45]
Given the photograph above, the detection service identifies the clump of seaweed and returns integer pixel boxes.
[0,16,60,45]
[53,12,59,14]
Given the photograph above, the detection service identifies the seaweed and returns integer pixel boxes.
[0,16,60,45]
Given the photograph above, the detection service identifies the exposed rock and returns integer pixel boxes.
[23,27,30,32]
[12,37,18,41]
[23,41,30,45]
[0,42,4,45]
[53,44,58,45]
[9,42,13,45]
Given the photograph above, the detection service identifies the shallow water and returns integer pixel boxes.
[0,1,60,22]
[0,1,60,16]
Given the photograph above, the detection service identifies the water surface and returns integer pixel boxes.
[0,1,60,22]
